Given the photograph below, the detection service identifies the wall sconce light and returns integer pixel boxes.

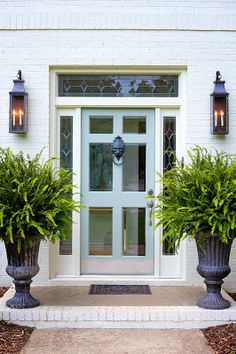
[9,70,28,134]
[211,71,229,135]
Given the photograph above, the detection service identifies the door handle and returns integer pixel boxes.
[147,199,154,226]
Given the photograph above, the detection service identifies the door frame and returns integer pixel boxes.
[49,67,187,283]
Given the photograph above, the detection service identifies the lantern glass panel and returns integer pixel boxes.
[11,96,25,130]
[212,96,228,134]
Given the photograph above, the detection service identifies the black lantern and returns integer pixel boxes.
[211,71,229,135]
[9,70,28,134]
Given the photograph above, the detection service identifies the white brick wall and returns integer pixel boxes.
[0,0,236,291]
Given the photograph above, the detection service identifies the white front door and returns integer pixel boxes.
[81,108,155,275]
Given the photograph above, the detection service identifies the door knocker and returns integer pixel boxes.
[111,136,125,165]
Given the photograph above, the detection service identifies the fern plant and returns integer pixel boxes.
[0,148,82,251]
[154,146,236,250]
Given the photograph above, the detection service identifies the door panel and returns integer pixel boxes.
[81,108,155,275]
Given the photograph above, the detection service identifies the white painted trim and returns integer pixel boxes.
[73,108,81,276]
[50,108,77,277]
[178,69,188,281]
[49,67,187,281]
[159,109,183,278]
[52,66,186,74]
[154,108,161,277]
[56,97,181,108]
[49,69,57,279]
[49,276,187,285]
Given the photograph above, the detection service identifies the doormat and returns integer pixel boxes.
[89,284,152,295]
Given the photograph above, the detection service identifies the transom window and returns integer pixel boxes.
[58,75,178,97]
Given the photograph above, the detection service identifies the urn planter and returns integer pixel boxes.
[5,237,41,309]
[196,232,233,310]
[0,148,82,310]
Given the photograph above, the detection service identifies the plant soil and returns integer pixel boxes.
[229,293,236,301]
[0,287,34,354]
[0,288,8,298]
[0,320,33,354]
[202,324,236,354]
[201,293,236,354]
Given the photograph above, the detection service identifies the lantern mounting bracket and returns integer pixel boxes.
[216,71,222,82]
[16,70,22,81]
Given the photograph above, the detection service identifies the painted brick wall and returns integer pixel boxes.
[0,0,236,291]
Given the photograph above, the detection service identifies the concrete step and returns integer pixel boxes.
[1,286,236,329]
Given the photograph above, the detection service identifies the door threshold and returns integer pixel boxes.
[49,275,185,286]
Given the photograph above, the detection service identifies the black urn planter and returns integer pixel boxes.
[196,232,233,310]
[5,236,41,309]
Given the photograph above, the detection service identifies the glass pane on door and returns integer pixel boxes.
[123,116,146,134]
[90,116,113,134]
[123,208,145,256]
[89,208,112,256]
[90,144,113,191]
[123,144,146,191]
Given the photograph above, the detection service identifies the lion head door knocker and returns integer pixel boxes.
[111,136,125,165]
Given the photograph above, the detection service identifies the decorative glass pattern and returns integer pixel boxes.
[163,117,176,255]
[163,117,176,173]
[59,75,178,97]
[60,116,73,255]
[60,116,73,171]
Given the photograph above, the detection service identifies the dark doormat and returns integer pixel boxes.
[89,284,152,295]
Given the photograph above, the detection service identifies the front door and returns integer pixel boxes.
[81,108,155,275]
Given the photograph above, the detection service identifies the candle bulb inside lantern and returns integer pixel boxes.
[19,110,23,126]
[220,110,224,127]
[214,111,218,127]
[12,110,16,127]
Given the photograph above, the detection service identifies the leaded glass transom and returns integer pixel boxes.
[163,116,176,255]
[60,116,73,255]
[59,75,178,97]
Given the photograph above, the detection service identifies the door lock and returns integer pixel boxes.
[148,188,154,196]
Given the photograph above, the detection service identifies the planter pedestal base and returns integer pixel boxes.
[6,279,40,309]
[197,280,230,310]
[4,237,41,309]
[196,232,233,310]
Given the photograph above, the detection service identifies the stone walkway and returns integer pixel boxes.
[21,328,213,354]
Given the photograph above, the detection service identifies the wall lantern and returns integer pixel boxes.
[9,70,28,134]
[211,71,229,135]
